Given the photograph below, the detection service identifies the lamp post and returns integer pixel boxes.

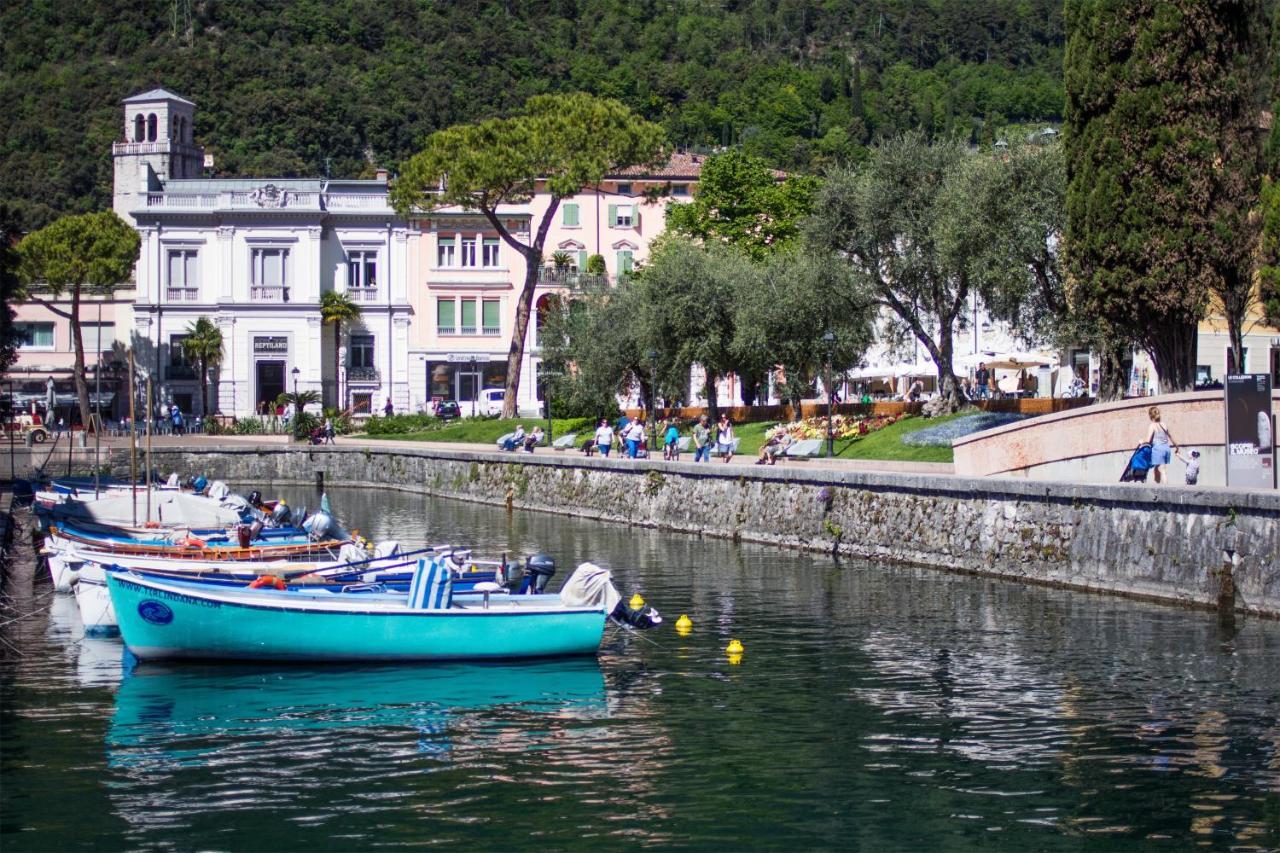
[646,349,659,457]
[291,366,300,400]
[822,330,836,458]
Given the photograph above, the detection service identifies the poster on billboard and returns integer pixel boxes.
[1224,374,1275,489]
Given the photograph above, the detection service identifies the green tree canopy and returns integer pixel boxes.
[17,211,139,429]
[391,92,666,417]
[0,203,21,373]
[808,132,975,410]
[1064,0,1270,391]
[665,150,818,260]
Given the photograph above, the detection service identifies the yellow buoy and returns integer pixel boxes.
[726,639,744,655]
[675,614,693,632]
[629,593,645,610]
[727,653,743,666]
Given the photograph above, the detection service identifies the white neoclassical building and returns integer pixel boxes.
[112,88,414,417]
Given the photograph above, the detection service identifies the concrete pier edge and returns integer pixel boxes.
[84,443,1280,618]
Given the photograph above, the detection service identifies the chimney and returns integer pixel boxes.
[375,168,389,181]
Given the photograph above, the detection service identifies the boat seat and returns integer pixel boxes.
[407,557,453,610]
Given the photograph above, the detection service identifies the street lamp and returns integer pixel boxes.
[822,330,836,458]
[646,349,659,456]
[291,366,300,399]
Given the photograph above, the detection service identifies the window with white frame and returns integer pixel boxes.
[251,247,289,299]
[15,322,54,350]
[461,237,477,267]
[437,237,455,267]
[613,205,634,228]
[166,248,199,300]
[436,298,456,335]
[616,183,633,195]
[482,299,501,336]
[482,238,500,267]
[347,250,377,292]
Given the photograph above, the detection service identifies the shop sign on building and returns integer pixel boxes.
[1224,374,1275,489]
[253,336,289,355]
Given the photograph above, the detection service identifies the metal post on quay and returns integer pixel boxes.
[646,349,659,457]
[822,330,836,458]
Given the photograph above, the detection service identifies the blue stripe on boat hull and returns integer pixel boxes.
[108,574,606,663]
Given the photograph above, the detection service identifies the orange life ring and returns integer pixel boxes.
[183,535,206,548]
[248,575,287,590]
[144,521,161,528]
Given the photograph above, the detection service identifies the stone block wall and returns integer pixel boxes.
[110,444,1280,617]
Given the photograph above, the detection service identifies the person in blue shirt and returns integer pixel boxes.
[663,419,680,460]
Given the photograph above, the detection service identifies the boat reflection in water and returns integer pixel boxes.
[107,658,610,771]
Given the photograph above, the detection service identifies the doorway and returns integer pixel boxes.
[256,361,285,412]
[456,369,480,407]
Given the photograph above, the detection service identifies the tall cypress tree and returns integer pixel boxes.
[1064,0,1268,391]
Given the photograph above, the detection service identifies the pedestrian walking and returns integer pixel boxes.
[170,403,185,436]
[716,415,735,463]
[663,419,680,460]
[1145,406,1178,485]
[974,363,990,400]
[324,417,336,444]
[692,415,711,463]
[593,419,614,457]
[384,398,394,417]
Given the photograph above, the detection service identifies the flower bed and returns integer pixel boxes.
[767,413,905,441]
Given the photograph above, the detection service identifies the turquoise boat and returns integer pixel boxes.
[107,558,616,663]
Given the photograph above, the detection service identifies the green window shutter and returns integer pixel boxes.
[577,250,587,272]
[563,203,579,227]
[437,298,455,331]
[482,299,500,331]
[460,298,477,330]
[617,251,633,274]
[608,204,617,227]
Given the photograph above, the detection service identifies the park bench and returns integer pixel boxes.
[782,438,824,461]
[552,433,578,451]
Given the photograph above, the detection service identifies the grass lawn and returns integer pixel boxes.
[363,416,595,446]
[732,413,962,463]
[363,412,959,463]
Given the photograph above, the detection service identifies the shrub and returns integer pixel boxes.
[366,413,440,435]
[292,411,321,440]
[234,417,264,435]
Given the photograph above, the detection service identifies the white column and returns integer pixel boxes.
[217,226,235,302]
[393,316,411,412]
[305,316,323,400]
[215,313,235,414]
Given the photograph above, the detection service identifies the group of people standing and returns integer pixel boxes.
[591,413,738,462]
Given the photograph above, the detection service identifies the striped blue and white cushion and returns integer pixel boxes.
[406,557,453,610]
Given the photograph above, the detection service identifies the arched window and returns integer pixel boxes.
[147,114,157,142]
[133,114,145,142]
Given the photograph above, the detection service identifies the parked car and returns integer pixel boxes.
[435,400,461,421]
[479,388,505,416]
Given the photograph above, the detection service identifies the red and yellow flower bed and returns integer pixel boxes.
[767,414,905,441]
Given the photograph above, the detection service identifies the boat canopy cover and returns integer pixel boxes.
[49,492,244,529]
[559,563,621,613]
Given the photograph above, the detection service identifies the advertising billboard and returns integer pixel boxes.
[1224,374,1275,489]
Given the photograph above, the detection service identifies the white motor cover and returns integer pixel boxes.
[374,540,400,558]
[338,542,367,565]
[302,511,332,540]
[166,473,180,487]
[208,481,230,500]
[559,562,621,613]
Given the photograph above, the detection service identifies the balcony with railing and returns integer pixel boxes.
[347,365,380,383]
[482,324,501,337]
[250,286,289,302]
[536,268,611,289]
[166,287,200,302]
[347,287,380,303]
[137,189,390,213]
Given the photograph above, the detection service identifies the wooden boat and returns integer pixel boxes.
[72,546,509,633]
[107,559,619,662]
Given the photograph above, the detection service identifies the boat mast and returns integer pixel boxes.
[129,348,137,527]
[145,371,152,524]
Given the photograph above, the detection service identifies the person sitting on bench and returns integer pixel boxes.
[756,432,794,465]
[503,424,526,451]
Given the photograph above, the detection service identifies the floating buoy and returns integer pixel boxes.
[726,639,744,655]
[675,614,693,633]
[629,593,645,610]
[727,653,743,666]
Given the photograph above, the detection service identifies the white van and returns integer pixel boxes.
[479,388,505,416]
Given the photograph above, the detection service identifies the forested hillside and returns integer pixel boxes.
[1,0,1065,228]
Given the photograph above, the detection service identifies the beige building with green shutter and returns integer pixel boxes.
[406,153,703,415]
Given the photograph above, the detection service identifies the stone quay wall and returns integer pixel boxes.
[103,443,1280,617]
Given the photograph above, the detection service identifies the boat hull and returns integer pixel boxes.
[108,573,607,662]
[73,571,118,634]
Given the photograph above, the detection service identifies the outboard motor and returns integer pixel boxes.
[248,519,265,541]
[271,501,292,526]
[302,511,332,541]
[247,490,264,509]
[193,475,209,494]
[611,600,663,629]
[519,553,557,595]
[502,558,524,587]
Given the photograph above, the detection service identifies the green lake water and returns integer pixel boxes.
[2,486,1278,850]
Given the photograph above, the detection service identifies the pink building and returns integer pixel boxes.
[8,287,134,424]
[406,153,704,415]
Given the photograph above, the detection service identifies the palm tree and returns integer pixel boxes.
[320,290,361,409]
[180,316,223,416]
